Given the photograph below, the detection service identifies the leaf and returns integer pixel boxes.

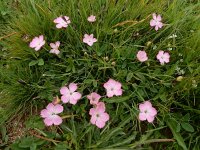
[19,137,34,148]
[107,132,137,148]
[182,113,190,122]
[93,80,97,87]
[166,119,187,150]
[181,122,194,132]
[25,116,45,130]
[0,125,7,141]
[176,123,181,132]
[103,96,130,103]
[38,58,44,66]
[29,60,38,66]
[126,72,133,82]
[54,143,69,150]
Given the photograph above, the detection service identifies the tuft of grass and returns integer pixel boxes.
[0,0,200,149]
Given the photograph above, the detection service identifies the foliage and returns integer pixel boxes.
[0,0,200,149]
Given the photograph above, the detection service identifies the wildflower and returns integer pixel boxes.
[103,79,123,97]
[87,15,96,22]
[54,16,71,29]
[139,101,157,123]
[60,83,82,105]
[137,50,148,62]
[40,103,63,126]
[29,35,45,51]
[168,34,177,39]
[83,34,97,46]
[156,50,170,65]
[89,102,109,128]
[50,41,60,55]
[150,13,163,31]
[87,92,101,105]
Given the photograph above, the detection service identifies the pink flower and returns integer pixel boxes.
[40,103,63,126]
[137,50,148,62]
[156,50,170,65]
[87,15,96,22]
[60,83,82,105]
[87,92,101,105]
[50,41,60,55]
[150,13,163,31]
[103,79,123,97]
[29,35,45,51]
[53,16,71,29]
[83,34,97,46]
[139,101,157,123]
[89,102,109,128]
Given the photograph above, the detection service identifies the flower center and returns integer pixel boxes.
[144,110,148,113]
[111,88,114,91]
[96,114,100,117]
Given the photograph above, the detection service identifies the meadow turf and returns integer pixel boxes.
[0,0,200,149]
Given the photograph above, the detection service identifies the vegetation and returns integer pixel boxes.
[0,0,200,149]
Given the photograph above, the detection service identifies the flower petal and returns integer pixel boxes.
[61,95,70,103]
[60,86,70,95]
[52,115,63,125]
[69,83,78,92]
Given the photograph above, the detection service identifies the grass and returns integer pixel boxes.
[0,0,200,149]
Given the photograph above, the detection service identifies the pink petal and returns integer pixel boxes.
[61,95,70,103]
[54,17,63,23]
[69,83,78,92]
[139,101,152,112]
[46,103,55,113]
[54,104,63,114]
[35,45,42,51]
[90,115,97,125]
[149,107,157,116]
[150,20,156,27]
[52,115,63,125]
[100,112,109,122]
[152,13,157,20]
[50,49,60,55]
[50,43,56,49]
[155,26,159,31]
[106,90,114,98]
[96,119,106,128]
[69,97,78,105]
[96,102,106,112]
[157,15,162,21]
[89,108,96,116]
[139,113,147,121]
[156,51,164,60]
[115,81,122,90]
[60,86,70,95]
[114,89,123,96]
[40,109,50,118]
[56,24,63,29]
[55,41,60,47]
[64,16,69,21]
[72,92,81,101]
[29,38,38,48]
[158,22,163,28]
[44,117,53,126]
[146,115,155,123]
[39,35,44,41]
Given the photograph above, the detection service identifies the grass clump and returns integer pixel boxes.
[0,0,200,149]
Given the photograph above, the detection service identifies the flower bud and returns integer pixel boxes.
[176,76,183,82]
